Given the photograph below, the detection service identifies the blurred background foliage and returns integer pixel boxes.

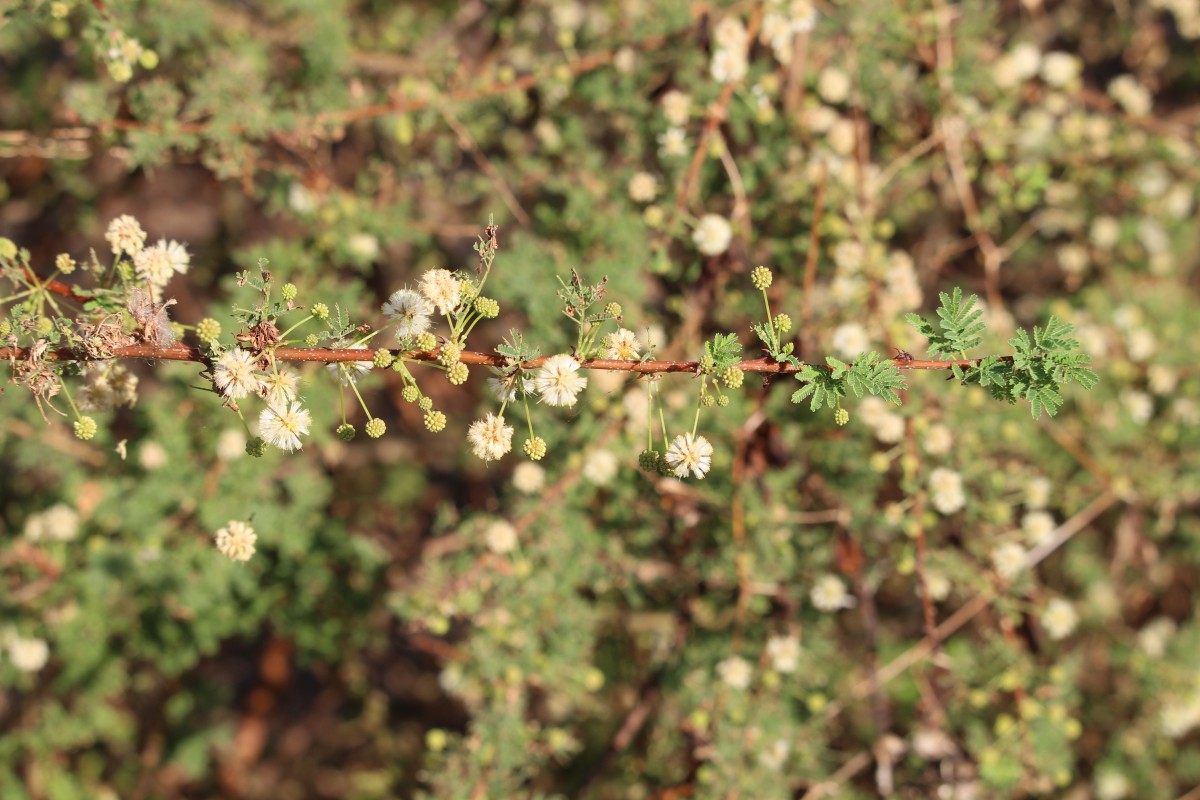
[1,0,1199,797]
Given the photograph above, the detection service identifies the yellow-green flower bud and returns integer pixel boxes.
[373,349,394,369]
[196,318,221,344]
[74,416,98,440]
[424,410,446,432]
[365,418,386,438]
[447,362,469,385]
[312,302,330,321]
[523,436,547,460]
[336,423,356,441]
[751,265,773,290]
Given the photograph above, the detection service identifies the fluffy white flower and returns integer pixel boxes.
[326,340,371,386]
[603,328,641,361]
[661,90,691,126]
[23,503,80,542]
[693,214,733,256]
[484,520,518,554]
[1089,215,1121,249]
[468,413,514,462]
[716,655,753,690]
[134,242,175,286]
[872,412,905,444]
[216,429,247,461]
[1057,243,1090,275]
[138,441,168,471]
[262,366,301,406]
[288,183,318,214]
[922,424,953,456]
[992,542,1028,580]
[665,433,714,479]
[710,47,748,83]
[583,449,619,485]
[713,17,748,49]
[4,632,49,673]
[765,635,801,673]
[1121,390,1154,424]
[215,520,256,562]
[105,214,146,255]
[1137,217,1169,255]
[419,269,463,315]
[259,401,312,452]
[1021,511,1056,546]
[831,322,869,357]
[1095,771,1132,800]
[1025,476,1051,509]
[658,126,688,158]
[213,349,262,399]
[487,372,523,402]
[1161,696,1200,739]
[1040,51,1081,87]
[512,462,546,494]
[161,239,190,274]
[535,354,588,407]
[1041,598,1079,640]
[929,467,965,514]
[627,172,659,203]
[1137,617,1176,658]
[347,232,380,262]
[811,574,853,611]
[817,67,851,103]
[1126,328,1156,362]
[925,571,952,601]
[1108,74,1152,116]
[758,738,790,772]
[383,289,434,339]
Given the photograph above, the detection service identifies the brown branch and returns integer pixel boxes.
[0,343,1012,375]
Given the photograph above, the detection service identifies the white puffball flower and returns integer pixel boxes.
[716,655,753,690]
[288,183,318,214]
[1108,74,1152,116]
[693,214,733,256]
[1041,598,1079,640]
[134,242,177,286]
[326,340,371,386]
[1148,365,1179,396]
[105,214,146,256]
[383,289,434,339]
[994,42,1042,88]
[665,433,714,479]
[1025,476,1051,509]
[4,632,50,673]
[1137,617,1177,658]
[872,412,905,444]
[484,520,518,554]
[713,16,748,49]
[627,172,659,203]
[418,268,463,315]
[1058,243,1089,275]
[215,520,257,562]
[467,413,514,462]
[603,328,641,361]
[992,542,1028,580]
[259,401,312,452]
[583,449,620,486]
[347,232,380,262]
[1021,511,1056,546]
[758,738,790,772]
[1161,696,1200,739]
[817,66,852,103]
[139,441,168,471]
[929,467,965,515]
[831,322,869,357]
[924,571,952,602]
[23,503,80,542]
[1040,51,1081,87]
[922,424,953,456]
[1137,217,1170,255]
[1126,328,1156,362]
[213,348,263,399]
[1121,390,1154,425]
[811,574,853,612]
[661,90,691,127]
[1089,215,1121,249]
[535,354,588,407]
[216,429,247,461]
[658,126,688,158]
[765,635,801,673]
[512,462,546,494]
[1095,771,1132,800]
[710,47,749,84]
[262,366,301,407]
[858,396,889,428]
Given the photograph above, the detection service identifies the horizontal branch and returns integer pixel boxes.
[0,343,1003,375]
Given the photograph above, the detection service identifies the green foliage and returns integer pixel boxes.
[703,332,742,372]
[905,286,986,358]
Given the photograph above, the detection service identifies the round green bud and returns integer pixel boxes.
[699,354,715,374]
[722,366,744,389]
[638,449,662,473]
[73,416,98,441]
[702,394,715,408]
[424,410,446,432]
[55,253,76,274]
[415,332,437,351]
[425,728,448,752]
[604,302,623,319]
[373,349,394,369]
[402,385,419,403]
[0,320,10,337]
[447,362,469,385]
[751,265,773,290]
[312,302,330,321]
[717,395,730,407]
[36,317,53,336]
[773,313,792,333]
[196,318,221,344]
[139,49,159,70]
[523,436,547,460]
[474,297,500,318]
[304,334,319,347]
[835,407,849,426]
[365,418,386,438]
[438,342,461,366]
[336,423,356,441]
[281,283,298,302]
[418,397,433,411]
[246,437,267,457]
